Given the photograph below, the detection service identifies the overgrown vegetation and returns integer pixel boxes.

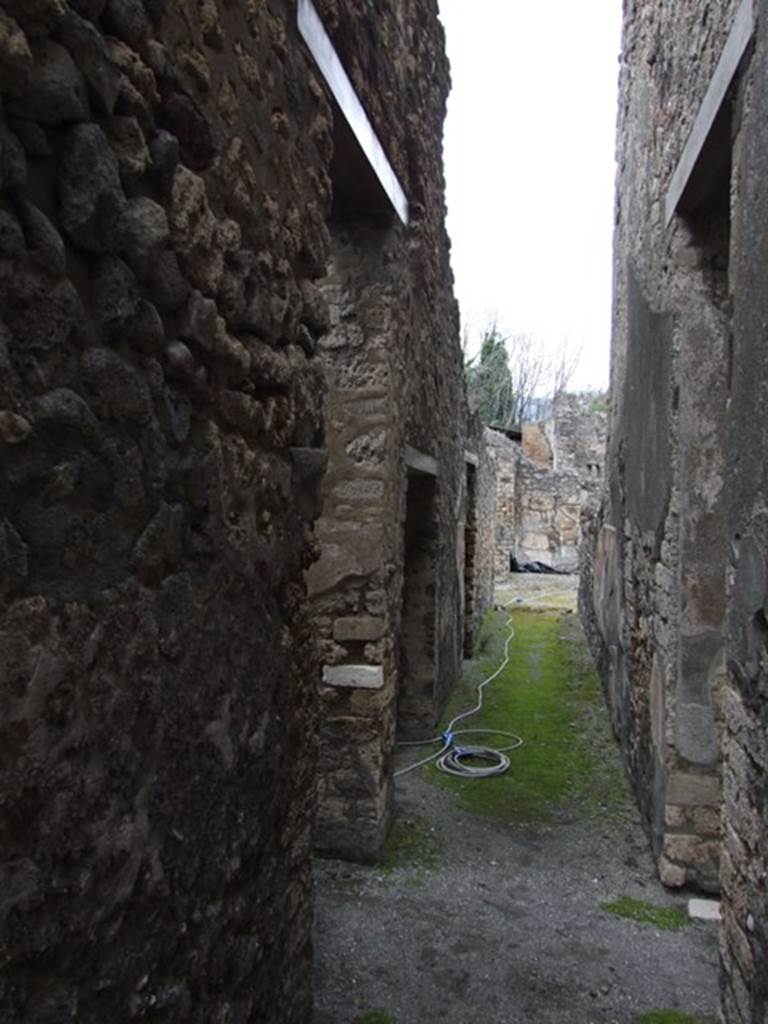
[425,608,627,824]
[464,322,581,426]
[636,1012,704,1024]
[378,815,442,877]
[601,896,689,931]
[352,1011,397,1024]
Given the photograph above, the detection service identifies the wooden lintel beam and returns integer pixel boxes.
[665,0,755,226]
[404,445,439,477]
[297,0,409,225]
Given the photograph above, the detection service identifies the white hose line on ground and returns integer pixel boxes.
[394,599,523,779]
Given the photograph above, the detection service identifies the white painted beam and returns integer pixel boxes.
[665,0,755,226]
[404,444,439,477]
[297,0,409,225]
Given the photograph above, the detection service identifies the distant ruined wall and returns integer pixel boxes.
[488,400,606,575]
[583,0,768,1020]
[485,427,518,577]
[514,460,582,572]
[549,392,607,480]
[0,1,339,1021]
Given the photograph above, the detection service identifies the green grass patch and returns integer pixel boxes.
[425,609,628,825]
[352,1011,396,1024]
[601,895,689,931]
[378,815,442,876]
[636,1013,703,1024]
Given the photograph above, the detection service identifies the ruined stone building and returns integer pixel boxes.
[0,1,488,1020]
[487,393,606,576]
[581,0,768,1019]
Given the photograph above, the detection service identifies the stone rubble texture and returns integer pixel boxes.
[580,1,768,1020]
[305,0,494,859]
[487,393,606,575]
[0,0,490,1018]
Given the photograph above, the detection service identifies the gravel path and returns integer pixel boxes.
[313,580,720,1024]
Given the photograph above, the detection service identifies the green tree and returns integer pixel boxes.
[464,320,583,426]
[464,325,515,425]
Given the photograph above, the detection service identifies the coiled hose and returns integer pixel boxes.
[395,603,523,779]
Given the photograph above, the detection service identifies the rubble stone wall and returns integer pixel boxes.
[580,0,741,896]
[515,460,583,573]
[488,399,606,575]
[550,392,607,480]
[723,3,768,1016]
[464,416,496,654]
[0,1,339,1021]
[305,0,467,861]
[582,0,768,1018]
[485,427,519,578]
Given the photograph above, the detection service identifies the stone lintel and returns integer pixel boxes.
[665,0,755,226]
[689,898,721,922]
[333,616,386,642]
[297,0,409,225]
[404,444,438,477]
[322,664,384,689]
[464,450,479,466]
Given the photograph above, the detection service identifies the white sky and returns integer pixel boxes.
[437,1,623,391]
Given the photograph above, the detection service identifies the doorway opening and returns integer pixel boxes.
[463,464,477,657]
[398,470,439,739]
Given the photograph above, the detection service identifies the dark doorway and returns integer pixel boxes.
[398,471,438,738]
[463,464,477,657]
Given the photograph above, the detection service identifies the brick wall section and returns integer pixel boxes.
[0,1,336,1020]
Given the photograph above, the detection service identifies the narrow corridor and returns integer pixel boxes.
[314,580,719,1024]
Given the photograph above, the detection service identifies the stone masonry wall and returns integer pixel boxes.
[485,426,518,578]
[581,0,741,896]
[550,392,607,481]
[488,399,606,575]
[464,414,496,654]
[0,1,336,1020]
[722,3,768,1017]
[308,226,406,861]
[305,0,466,862]
[583,0,768,1019]
[515,458,583,572]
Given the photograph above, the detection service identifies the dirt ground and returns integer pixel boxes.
[313,576,720,1024]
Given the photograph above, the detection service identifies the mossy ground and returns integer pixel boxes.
[601,895,689,931]
[352,1012,396,1024]
[376,814,442,883]
[636,1012,704,1024]
[424,608,628,825]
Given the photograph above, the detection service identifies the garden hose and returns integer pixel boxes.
[395,602,523,779]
